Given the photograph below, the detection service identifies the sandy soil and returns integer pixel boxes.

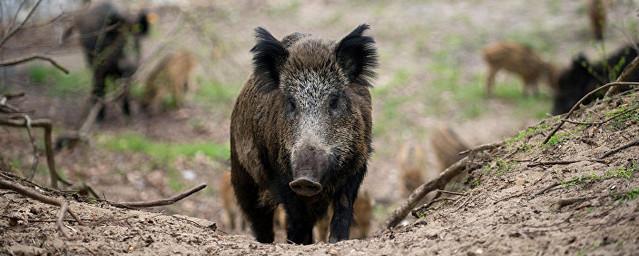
[2,0,639,255]
[2,91,639,255]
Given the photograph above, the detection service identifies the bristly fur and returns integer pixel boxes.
[251,27,289,91]
[335,24,378,87]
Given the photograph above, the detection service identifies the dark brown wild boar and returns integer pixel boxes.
[483,42,558,97]
[141,50,197,114]
[67,2,154,121]
[588,0,607,41]
[230,24,377,244]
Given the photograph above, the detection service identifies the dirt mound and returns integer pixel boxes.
[2,91,639,255]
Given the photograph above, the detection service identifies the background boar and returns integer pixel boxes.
[219,172,247,232]
[67,2,152,121]
[315,190,373,242]
[141,50,197,114]
[588,0,607,41]
[552,44,638,115]
[230,24,377,244]
[483,42,558,97]
[397,143,427,198]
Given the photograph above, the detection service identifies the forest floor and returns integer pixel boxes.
[1,0,639,255]
[2,90,638,255]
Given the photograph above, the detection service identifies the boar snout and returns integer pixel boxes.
[289,177,322,197]
[290,146,328,196]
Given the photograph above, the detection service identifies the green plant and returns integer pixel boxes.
[100,132,229,163]
[614,188,639,202]
[28,65,91,96]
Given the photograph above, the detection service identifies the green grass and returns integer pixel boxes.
[193,77,239,106]
[562,162,639,187]
[506,122,550,145]
[482,158,515,176]
[28,65,91,96]
[614,188,639,202]
[100,132,230,163]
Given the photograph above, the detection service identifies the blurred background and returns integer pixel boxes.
[1,0,637,239]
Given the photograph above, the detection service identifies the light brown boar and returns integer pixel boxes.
[482,42,558,97]
[397,143,427,197]
[430,125,468,170]
[219,172,246,231]
[588,0,606,41]
[141,50,197,114]
[315,190,373,242]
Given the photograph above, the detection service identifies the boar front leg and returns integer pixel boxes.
[329,167,365,243]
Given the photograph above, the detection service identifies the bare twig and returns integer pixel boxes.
[527,158,608,167]
[605,56,639,96]
[436,190,467,196]
[0,0,43,48]
[600,138,639,158]
[0,178,83,228]
[110,183,207,208]
[458,142,501,156]
[0,118,72,188]
[384,155,476,229]
[411,197,455,218]
[533,182,560,197]
[0,55,69,74]
[57,201,70,238]
[563,106,638,125]
[555,196,597,209]
[19,115,40,180]
[542,82,639,144]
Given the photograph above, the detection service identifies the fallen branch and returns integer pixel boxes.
[605,56,639,97]
[384,156,475,229]
[555,196,597,209]
[110,183,207,208]
[542,81,639,145]
[0,178,83,237]
[57,201,70,238]
[527,158,608,167]
[0,55,69,74]
[0,118,71,188]
[600,138,639,158]
[458,142,501,156]
[533,182,560,197]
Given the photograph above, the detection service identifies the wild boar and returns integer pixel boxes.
[230,24,377,244]
[141,50,197,114]
[588,0,606,41]
[552,45,639,115]
[68,2,153,121]
[483,42,558,97]
[315,190,373,242]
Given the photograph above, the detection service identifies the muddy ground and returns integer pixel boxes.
[1,0,639,255]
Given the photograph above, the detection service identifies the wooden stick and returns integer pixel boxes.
[0,0,43,48]
[0,118,72,188]
[527,158,607,167]
[110,183,207,208]
[605,56,639,97]
[542,81,639,144]
[384,156,472,229]
[57,201,70,238]
[600,138,639,158]
[0,179,83,227]
[0,55,69,74]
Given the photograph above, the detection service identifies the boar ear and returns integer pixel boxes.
[251,27,288,91]
[335,24,378,86]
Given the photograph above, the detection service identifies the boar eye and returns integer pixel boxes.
[329,95,339,110]
[286,97,296,113]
